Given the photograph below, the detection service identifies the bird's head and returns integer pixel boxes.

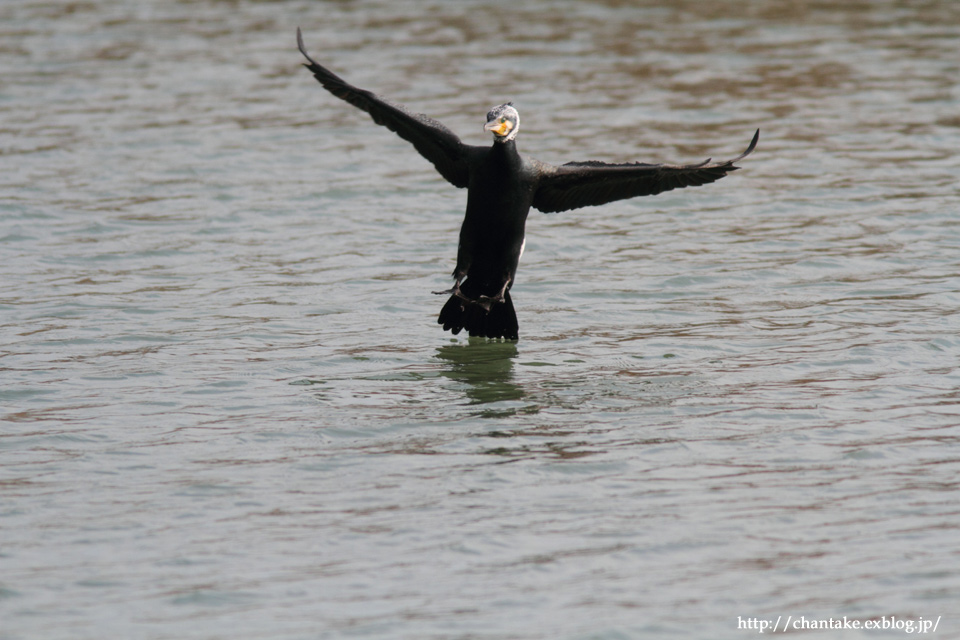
[484,103,519,143]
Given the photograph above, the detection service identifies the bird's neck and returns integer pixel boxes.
[492,138,518,158]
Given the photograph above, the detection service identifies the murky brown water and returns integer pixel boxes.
[2,0,959,638]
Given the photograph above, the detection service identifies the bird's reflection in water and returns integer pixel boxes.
[435,339,524,411]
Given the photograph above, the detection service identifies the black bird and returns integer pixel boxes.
[297,29,758,341]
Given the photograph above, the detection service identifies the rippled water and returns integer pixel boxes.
[3,0,960,638]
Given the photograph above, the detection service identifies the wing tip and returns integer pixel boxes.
[722,128,759,168]
[296,27,317,67]
[741,128,760,159]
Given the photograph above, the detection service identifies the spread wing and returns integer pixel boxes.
[532,129,759,213]
[297,28,470,188]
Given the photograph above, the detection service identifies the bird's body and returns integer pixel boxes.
[296,29,757,340]
[437,138,535,339]
[460,140,532,288]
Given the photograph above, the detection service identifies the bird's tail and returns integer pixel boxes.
[438,279,518,340]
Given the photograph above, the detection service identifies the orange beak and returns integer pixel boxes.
[484,119,511,136]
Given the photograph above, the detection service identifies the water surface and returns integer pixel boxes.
[2,0,959,638]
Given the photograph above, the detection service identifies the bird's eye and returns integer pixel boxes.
[500,117,506,123]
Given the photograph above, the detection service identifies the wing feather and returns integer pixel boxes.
[297,28,470,188]
[532,129,759,213]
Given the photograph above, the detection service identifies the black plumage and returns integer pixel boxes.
[297,29,758,340]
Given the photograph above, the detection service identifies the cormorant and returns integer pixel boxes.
[297,29,758,341]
